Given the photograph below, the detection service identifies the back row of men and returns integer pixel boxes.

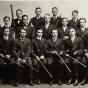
[0,7,88,87]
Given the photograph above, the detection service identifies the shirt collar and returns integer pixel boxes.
[53,15,58,19]
[80,27,85,31]
[37,36,42,41]
[3,35,9,40]
[52,37,57,41]
[20,37,25,40]
[4,25,10,28]
[71,35,75,40]
[36,16,41,19]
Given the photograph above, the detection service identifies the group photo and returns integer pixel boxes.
[0,0,88,88]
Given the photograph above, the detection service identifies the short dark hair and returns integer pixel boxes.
[19,28,26,33]
[35,7,41,11]
[16,9,22,13]
[51,28,58,33]
[69,27,75,31]
[72,10,78,14]
[62,17,68,22]
[79,18,86,23]
[52,7,58,11]
[22,15,28,19]
[3,16,10,21]
[35,27,43,33]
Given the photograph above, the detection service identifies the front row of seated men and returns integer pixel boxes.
[0,27,88,87]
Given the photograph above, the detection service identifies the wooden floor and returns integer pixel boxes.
[0,83,88,88]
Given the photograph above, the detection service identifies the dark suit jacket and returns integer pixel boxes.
[64,36,84,55]
[40,23,56,39]
[12,38,31,59]
[45,38,64,57]
[29,17,45,30]
[31,37,46,58]
[0,26,15,39]
[76,28,88,38]
[58,27,70,39]
[17,25,35,39]
[68,19,80,30]
[0,37,13,55]
[50,16,62,28]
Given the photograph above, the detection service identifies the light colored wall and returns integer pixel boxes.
[0,0,88,27]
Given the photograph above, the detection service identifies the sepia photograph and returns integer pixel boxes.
[0,0,88,88]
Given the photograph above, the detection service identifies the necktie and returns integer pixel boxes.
[21,38,24,44]
[71,38,74,43]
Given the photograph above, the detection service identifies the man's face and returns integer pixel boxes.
[4,18,10,25]
[3,28,10,36]
[36,30,43,38]
[72,12,78,19]
[16,10,22,19]
[35,9,41,17]
[44,15,51,24]
[19,30,26,38]
[80,19,86,28]
[62,19,68,27]
[52,8,58,16]
[70,29,76,37]
[51,30,58,38]
[22,16,28,24]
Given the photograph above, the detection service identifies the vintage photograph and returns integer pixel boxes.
[0,0,88,88]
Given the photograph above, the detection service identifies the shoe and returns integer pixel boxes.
[73,79,78,86]
[37,79,40,84]
[58,79,62,85]
[29,79,34,86]
[81,78,86,85]
[14,82,18,87]
[66,78,72,85]
[49,79,53,86]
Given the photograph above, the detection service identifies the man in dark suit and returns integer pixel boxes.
[12,29,33,87]
[0,16,15,39]
[29,7,45,31]
[50,7,62,28]
[76,18,88,38]
[31,28,46,84]
[64,27,84,86]
[80,34,88,85]
[40,14,56,39]
[11,9,23,37]
[68,10,80,30]
[17,15,35,39]
[58,17,70,39]
[45,29,64,85]
[0,28,13,84]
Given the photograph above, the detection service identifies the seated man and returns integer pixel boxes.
[0,28,13,84]
[31,28,46,84]
[11,29,34,87]
[45,29,64,85]
[64,27,84,86]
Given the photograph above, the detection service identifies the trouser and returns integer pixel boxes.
[11,57,33,82]
[32,58,46,79]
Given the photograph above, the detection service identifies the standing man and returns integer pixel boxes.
[50,7,62,28]
[68,10,80,30]
[31,28,46,84]
[17,15,35,39]
[58,17,70,39]
[45,29,64,85]
[12,29,34,87]
[76,18,88,38]
[12,9,23,37]
[29,7,45,31]
[0,28,13,84]
[0,16,15,39]
[64,27,84,86]
[40,14,56,39]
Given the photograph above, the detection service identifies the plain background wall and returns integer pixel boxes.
[0,0,88,27]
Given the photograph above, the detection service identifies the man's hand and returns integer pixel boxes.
[6,55,11,59]
[36,56,40,61]
[65,54,69,57]
[85,53,88,58]
[40,55,44,59]
[0,54,4,57]
[73,51,78,55]
[52,51,57,54]
[18,58,22,62]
